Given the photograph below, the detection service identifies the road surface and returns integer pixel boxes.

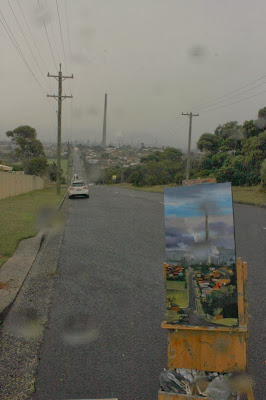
[32,186,168,400]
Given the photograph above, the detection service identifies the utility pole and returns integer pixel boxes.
[182,112,199,180]
[102,93,107,148]
[47,64,73,194]
[67,140,70,185]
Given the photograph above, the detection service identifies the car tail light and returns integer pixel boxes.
[70,187,74,189]
[83,186,87,189]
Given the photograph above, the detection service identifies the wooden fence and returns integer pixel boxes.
[0,171,45,200]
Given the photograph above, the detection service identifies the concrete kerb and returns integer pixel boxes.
[0,229,47,323]
[57,189,68,211]
[0,191,68,324]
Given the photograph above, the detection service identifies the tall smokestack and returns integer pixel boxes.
[205,210,209,241]
[102,93,107,148]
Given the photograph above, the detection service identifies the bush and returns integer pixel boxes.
[24,156,48,176]
[260,159,266,189]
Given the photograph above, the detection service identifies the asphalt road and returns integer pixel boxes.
[32,186,168,400]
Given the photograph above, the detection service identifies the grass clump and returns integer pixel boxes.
[0,188,65,268]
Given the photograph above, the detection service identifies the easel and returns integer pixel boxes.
[158,258,254,399]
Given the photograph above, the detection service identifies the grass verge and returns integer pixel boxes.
[0,188,65,268]
[231,186,266,206]
[115,183,266,206]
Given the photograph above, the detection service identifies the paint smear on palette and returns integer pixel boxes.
[164,182,238,327]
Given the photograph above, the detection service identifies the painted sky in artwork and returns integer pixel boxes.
[164,183,236,264]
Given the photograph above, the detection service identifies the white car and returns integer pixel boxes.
[68,180,89,198]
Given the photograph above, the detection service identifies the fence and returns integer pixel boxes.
[0,171,45,200]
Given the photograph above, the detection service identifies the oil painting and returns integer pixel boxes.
[164,183,238,327]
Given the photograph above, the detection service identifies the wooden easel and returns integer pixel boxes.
[158,258,254,399]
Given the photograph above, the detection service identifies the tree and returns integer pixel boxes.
[6,125,47,176]
[6,125,45,160]
[257,107,266,130]
[160,147,182,162]
[242,120,260,139]
[24,157,48,176]
[140,150,161,163]
[214,121,242,140]
[141,148,182,163]
[197,133,220,153]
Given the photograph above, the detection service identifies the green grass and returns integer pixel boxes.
[232,186,266,206]
[166,280,186,290]
[115,183,266,206]
[0,188,65,268]
[166,290,188,308]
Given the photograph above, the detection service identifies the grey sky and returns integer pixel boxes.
[1,0,266,148]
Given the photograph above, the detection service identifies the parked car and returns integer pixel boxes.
[68,181,89,198]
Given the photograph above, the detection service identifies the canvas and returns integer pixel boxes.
[164,182,238,327]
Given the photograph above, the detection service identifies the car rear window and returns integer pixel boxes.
[71,182,86,186]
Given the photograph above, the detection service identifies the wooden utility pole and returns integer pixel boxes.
[182,112,199,180]
[47,64,73,194]
[102,93,107,148]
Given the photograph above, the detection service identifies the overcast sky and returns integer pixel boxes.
[1,0,266,148]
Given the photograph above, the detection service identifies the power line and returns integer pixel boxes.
[55,0,68,74]
[194,81,266,112]
[55,0,71,94]
[191,75,266,112]
[15,0,49,73]
[36,0,57,71]
[8,0,48,88]
[12,0,57,115]
[64,0,72,65]
[201,88,266,114]
[0,8,46,94]
[50,18,61,65]
[43,21,58,72]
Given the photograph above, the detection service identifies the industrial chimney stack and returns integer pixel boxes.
[102,93,107,148]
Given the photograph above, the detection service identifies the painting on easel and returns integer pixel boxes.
[164,182,238,327]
